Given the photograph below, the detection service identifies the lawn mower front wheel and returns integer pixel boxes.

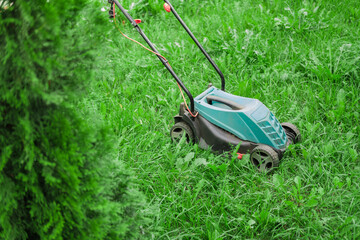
[250,145,279,173]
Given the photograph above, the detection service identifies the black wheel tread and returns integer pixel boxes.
[281,122,301,144]
[170,122,194,143]
[250,145,279,172]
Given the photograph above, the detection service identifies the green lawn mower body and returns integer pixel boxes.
[172,91,300,172]
[194,86,288,151]
[172,86,298,155]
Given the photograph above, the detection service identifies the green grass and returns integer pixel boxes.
[84,0,360,238]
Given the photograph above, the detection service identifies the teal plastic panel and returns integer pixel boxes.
[194,87,287,150]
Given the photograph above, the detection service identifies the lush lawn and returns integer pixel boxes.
[85,0,360,239]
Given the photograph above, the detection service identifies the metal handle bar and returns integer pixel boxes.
[111,0,196,114]
[164,0,225,91]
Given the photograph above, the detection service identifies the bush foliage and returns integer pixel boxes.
[0,0,153,239]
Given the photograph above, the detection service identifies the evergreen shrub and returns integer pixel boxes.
[0,0,154,239]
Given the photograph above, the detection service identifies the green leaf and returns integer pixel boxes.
[248,219,256,226]
[285,201,295,207]
[294,176,301,189]
[273,174,284,189]
[306,199,318,207]
[176,158,184,170]
[193,158,208,167]
[184,152,195,162]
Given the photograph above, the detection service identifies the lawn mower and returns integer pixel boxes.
[108,0,301,172]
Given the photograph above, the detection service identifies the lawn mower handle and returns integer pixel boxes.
[206,95,244,110]
[164,0,225,92]
[111,0,196,114]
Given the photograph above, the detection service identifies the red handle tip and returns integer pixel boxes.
[164,3,171,12]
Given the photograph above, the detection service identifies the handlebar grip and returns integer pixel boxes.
[206,95,244,110]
